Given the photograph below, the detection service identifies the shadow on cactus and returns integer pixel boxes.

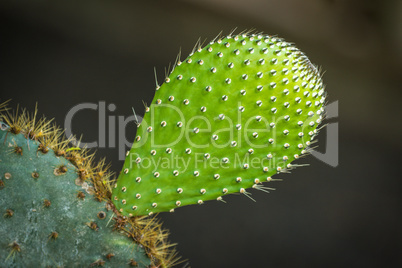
[0,30,326,267]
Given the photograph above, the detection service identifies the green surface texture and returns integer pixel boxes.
[113,33,326,217]
[0,127,151,267]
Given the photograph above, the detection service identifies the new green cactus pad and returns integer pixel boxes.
[0,105,179,267]
[113,32,326,217]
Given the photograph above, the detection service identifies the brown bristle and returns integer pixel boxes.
[37,143,49,154]
[31,171,40,179]
[8,241,21,253]
[87,221,99,231]
[77,191,86,200]
[43,199,51,208]
[105,253,115,260]
[54,165,68,176]
[54,149,66,157]
[129,259,138,266]
[78,169,88,180]
[4,209,14,218]
[48,231,58,240]
[13,146,23,155]
[112,216,128,231]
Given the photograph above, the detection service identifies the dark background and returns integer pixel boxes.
[1,0,401,267]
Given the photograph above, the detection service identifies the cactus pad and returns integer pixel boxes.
[0,106,179,267]
[113,32,326,217]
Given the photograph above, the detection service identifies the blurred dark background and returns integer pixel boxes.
[1,0,401,267]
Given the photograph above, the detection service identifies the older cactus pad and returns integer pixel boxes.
[0,129,154,267]
[0,105,180,267]
[113,33,326,217]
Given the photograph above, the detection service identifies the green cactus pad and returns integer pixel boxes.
[113,33,326,217]
[0,127,152,267]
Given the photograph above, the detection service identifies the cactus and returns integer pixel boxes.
[0,106,179,267]
[1,30,327,266]
[113,32,326,217]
